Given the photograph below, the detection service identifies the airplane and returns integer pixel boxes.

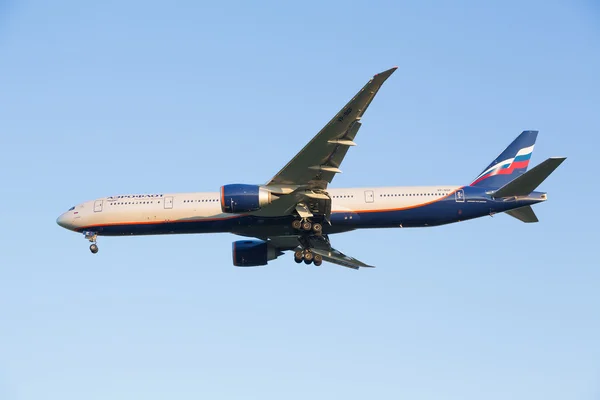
[56,67,566,269]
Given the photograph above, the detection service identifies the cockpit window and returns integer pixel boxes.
[68,206,75,211]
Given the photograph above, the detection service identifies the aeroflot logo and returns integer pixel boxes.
[107,194,164,201]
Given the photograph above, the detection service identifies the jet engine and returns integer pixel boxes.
[232,240,283,267]
[220,184,275,213]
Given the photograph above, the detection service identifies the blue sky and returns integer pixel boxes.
[1,1,599,399]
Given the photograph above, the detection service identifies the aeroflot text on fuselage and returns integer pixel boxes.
[106,194,164,200]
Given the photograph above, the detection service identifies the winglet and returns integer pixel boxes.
[373,66,398,82]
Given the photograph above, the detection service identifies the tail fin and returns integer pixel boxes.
[470,130,538,188]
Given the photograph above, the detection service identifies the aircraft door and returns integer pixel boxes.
[94,200,103,212]
[164,196,173,209]
[365,190,374,203]
[455,189,465,202]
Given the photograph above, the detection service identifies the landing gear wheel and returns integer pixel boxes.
[301,221,312,231]
[314,254,323,266]
[292,220,302,230]
[89,244,99,254]
[312,223,322,234]
[304,258,313,265]
[303,250,314,262]
[294,250,303,263]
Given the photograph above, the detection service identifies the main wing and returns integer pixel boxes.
[266,67,397,190]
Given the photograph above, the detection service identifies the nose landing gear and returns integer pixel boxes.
[84,231,99,254]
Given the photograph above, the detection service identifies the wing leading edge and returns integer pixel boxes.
[267,67,398,189]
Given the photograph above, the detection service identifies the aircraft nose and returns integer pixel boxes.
[56,213,72,230]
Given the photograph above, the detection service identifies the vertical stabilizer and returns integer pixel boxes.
[470,130,538,188]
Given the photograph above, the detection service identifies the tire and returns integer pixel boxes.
[301,221,312,231]
[303,251,313,262]
[312,223,322,234]
[292,220,302,230]
[314,254,323,263]
[314,260,322,266]
[90,244,99,254]
[294,250,303,263]
[304,258,313,265]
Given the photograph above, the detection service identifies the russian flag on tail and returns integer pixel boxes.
[470,130,538,189]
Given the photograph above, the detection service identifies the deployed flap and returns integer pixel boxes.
[505,205,539,223]
[266,67,397,189]
[493,157,566,198]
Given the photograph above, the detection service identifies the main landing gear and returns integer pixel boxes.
[84,231,99,254]
[291,219,323,235]
[294,249,323,266]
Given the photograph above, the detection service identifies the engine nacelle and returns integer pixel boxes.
[220,184,274,213]
[232,240,282,267]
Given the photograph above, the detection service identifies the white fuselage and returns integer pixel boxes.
[57,186,463,234]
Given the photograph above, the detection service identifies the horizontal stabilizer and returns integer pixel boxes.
[505,206,539,223]
[493,157,566,198]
